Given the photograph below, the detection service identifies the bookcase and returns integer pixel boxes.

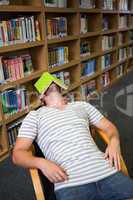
[0,0,133,161]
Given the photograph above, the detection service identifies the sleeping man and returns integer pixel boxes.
[13,72,133,200]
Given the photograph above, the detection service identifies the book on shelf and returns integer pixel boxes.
[102,35,115,51]
[118,32,126,45]
[80,15,88,34]
[118,47,127,61]
[81,79,96,100]
[115,64,124,78]
[0,0,9,5]
[102,0,114,10]
[0,54,33,85]
[129,31,133,41]
[46,17,67,39]
[103,17,109,31]
[66,91,76,102]
[100,71,110,87]
[44,0,67,8]
[1,86,29,116]
[48,46,69,68]
[80,41,91,57]
[101,53,111,70]
[81,59,96,78]
[79,0,95,9]
[7,119,23,148]
[0,16,41,47]
[118,0,128,11]
[53,71,70,85]
[118,16,128,29]
[128,46,133,57]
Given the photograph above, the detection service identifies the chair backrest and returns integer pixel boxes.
[30,129,129,200]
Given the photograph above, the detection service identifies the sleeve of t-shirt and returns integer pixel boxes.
[82,102,104,125]
[18,111,37,140]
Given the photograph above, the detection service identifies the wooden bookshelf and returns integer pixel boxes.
[0,0,133,161]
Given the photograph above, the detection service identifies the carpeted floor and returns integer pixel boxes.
[0,71,133,200]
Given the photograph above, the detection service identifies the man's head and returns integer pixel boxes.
[34,72,68,106]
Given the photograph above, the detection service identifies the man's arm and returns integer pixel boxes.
[12,138,68,183]
[94,117,121,171]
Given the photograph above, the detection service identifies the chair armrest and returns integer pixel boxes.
[96,128,129,176]
[30,168,45,200]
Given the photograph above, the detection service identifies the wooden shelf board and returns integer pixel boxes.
[118,27,129,32]
[101,29,118,35]
[0,69,45,92]
[49,60,80,73]
[44,7,77,13]
[119,10,130,14]
[0,5,42,12]
[102,10,118,14]
[80,52,101,62]
[81,72,100,84]
[79,8,101,13]
[0,41,44,54]
[80,32,101,38]
[48,35,79,44]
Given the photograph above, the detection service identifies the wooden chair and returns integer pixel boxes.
[29,128,129,200]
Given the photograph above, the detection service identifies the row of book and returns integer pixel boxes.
[80,15,88,34]
[102,35,115,51]
[0,54,33,85]
[112,64,124,78]
[44,0,67,8]
[81,79,96,100]
[118,47,127,61]
[103,17,110,31]
[102,0,115,10]
[128,46,133,57]
[81,59,96,78]
[7,119,22,148]
[80,41,91,56]
[0,0,9,5]
[118,32,127,45]
[46,17,67,39]
[100,71,110,87]
[118,0,128,11]
[1,87,29,116]
[48,46,69,67]
[118,16,128,29]
[54,71,70,85]
[79,0,95,9]
[0,16,41,47]
[66,91,76,102]
[101,53,111,70]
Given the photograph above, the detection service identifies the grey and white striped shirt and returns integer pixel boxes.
[18,101,117,191]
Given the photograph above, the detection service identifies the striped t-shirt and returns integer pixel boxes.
[18,101,117,191]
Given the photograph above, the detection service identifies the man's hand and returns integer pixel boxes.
[104,137,121,171]
[39,159,68,183]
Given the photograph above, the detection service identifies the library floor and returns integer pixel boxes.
[0,71,133,200]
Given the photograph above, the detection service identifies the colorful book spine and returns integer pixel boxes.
[81,59,96,78]
[119,16,128,29]
[119,0,128,11]
[101,53,111,70]
[118,47,127,61]
[53,71,70,85]
[80,41,91,56]
[0,16,41,47]
[48,46,69,67]
[0,54,33,84]
[102,35,115,51]
[101,72,110,87]
[79,0,95,8]
[81,79,96,100]
[46,17,67,39]
[1,86,29,116]
[102,0,114,10]
[80,15,88,34]
[7,119,23,147]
